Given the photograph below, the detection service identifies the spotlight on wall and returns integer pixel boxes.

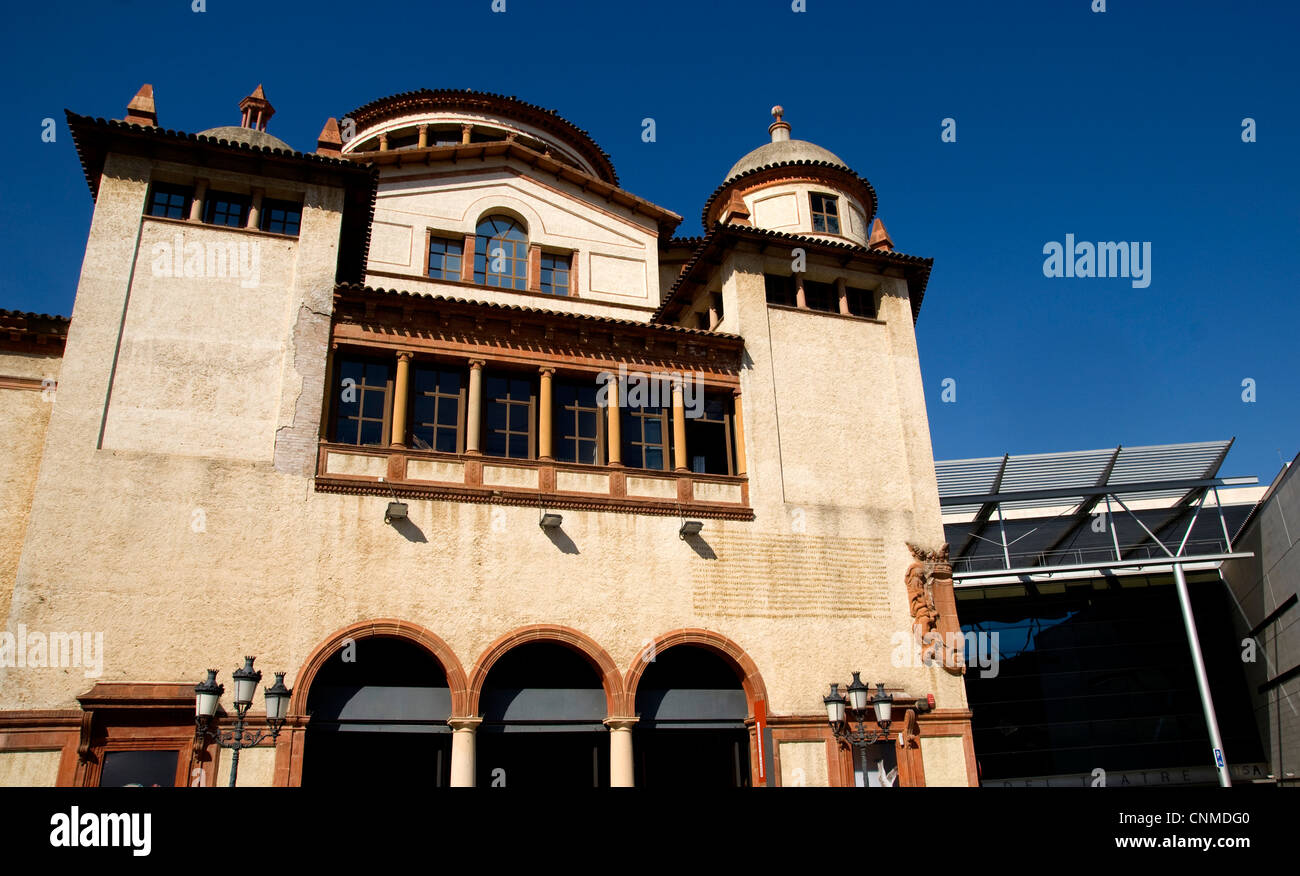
[385,502,408,524]
[539,512,563,529]
[679,520,704,539]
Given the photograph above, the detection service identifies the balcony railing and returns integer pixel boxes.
[950,537,1230,574]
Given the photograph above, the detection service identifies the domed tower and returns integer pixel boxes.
[701,107,885,249]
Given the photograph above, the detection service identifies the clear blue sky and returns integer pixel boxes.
[1,0,1295,483]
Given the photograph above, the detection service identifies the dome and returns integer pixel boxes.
[198,125,293,152]
[725,138,849,181]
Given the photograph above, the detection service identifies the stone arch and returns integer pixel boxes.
[289,619,469,718]
[626,628,769,719]
[467,624,625,716]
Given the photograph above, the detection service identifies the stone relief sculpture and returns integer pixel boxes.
[905,542,965,675]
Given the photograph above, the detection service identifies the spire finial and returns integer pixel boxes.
[124,84,157,127]
[768,105,791,143]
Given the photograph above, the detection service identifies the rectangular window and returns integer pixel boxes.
[764,274,796,307]
[695,311,710,330]
[409,365,465,453]
[686,394,734,475]
[483,374,535,459]
[203,191,250,227]
[810,193,840,234]
[332,356,393,446]
[622,385,671,471]
[804,279,838,313]
[540,252,571,295]
[260,198,302,236]
[146,182,192,220]
[98,750,181,787]
[711,292,724,322]
[845,286,877,319]
[427,235,464,281]
[554,379,603,465]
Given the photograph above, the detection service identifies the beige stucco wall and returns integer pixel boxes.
[364,157,661,317]
[919,736,969,786]
[778,741,830,787]
[0,749,62,786]
[223,745,276,787]
[742,181,871,247]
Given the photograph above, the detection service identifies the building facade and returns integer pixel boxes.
[0,85,974,787]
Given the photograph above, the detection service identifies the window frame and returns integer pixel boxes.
[259,197,303,236]
[810,192,841,235]
[685,393,736,476]
[408,362,467,454]
[539,250,572,296]
[145,182,193,220]
[482,371,537,460]
[427,232,465,281]
[331,354,395,448]
[474,215,529,290]
[553,378,605,466]
[203,190,251,228]
[622,389,672,472]
[844,285,878,319]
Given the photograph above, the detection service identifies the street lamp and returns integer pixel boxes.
[824,672,894,786]
[194,656,292,787]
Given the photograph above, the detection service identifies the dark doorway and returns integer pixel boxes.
[476,642,610,788]
[302,637,452,788]
[633,645,751,787]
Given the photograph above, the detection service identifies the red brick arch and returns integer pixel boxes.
[467,624,626,716]
[625,628,769,719]
[289,619,470,717]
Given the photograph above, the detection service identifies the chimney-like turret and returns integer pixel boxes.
[124,84,157,126]
[239,84,275,132]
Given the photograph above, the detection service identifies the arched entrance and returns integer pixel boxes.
[475,641,612,787]
[632,644,752,787]
[301,636,454,787]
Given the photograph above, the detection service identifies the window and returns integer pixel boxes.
[483,373,535,459]
[146,182,192,219]
[554,380,603,465]
[764,274,796,307]
[695,312,710,330]
[810,193,840,234]
[803,279,838,313]
[386,130,420,150]
[540,252,571,295]
[427,235,464,280]
[686,394,735,475]
[204,191,250,227]
[474,215,528,289]
[844,286,877,318]
[622,388,671,471]
[409,365,464,453]
[333,356,393,446]
[260,198,302,236]
[711,292,724,323]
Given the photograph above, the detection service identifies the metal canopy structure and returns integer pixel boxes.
[936,439,1260,788]
[937,439,1257,576]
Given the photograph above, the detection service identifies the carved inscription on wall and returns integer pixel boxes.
[691,533,891,618]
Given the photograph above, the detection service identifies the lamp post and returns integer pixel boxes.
[824,672,894,786]
[194,657,292,787]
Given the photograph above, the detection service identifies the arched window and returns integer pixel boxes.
[474,215,528,290]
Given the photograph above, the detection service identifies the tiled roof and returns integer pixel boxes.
[340,88,619,186]
[653,224,933,324]
[334,283,744,343]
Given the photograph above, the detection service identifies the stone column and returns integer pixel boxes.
[391,352,412,447]
[795,274,807,309]
[837,277,850,315]
[671,377,688,472]
[378,132,389,151]
[248,187,265,230]
[732,389,747,477]
[448,716,482,787]
[605,717,638,787]
[538,366,555,461]
[189,178,208,222]
[605,375,622,466]
[417,124,428,149]
[466,359,485,455]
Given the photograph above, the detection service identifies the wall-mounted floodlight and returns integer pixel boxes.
[679,520,704,539]
[385,502,408,524]
[540,512,563,529]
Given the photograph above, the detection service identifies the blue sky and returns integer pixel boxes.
[1,0,1295,482]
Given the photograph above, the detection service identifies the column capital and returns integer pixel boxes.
[396,350,414,362]
[538,366,556,376]
[603,716,639,731]
[468,358,486,370]
[447,716,483,732]
[732,387,743,398]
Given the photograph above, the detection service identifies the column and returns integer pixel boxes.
[247,187,264,230]
[189,178,208,222]
[417,124,428,149]
[461,124,472,144]
[391,351,412,447]
[605,375,622,466]
[732,389,747,477]
[448,716,482,787]
[672,377,688,472]
[604,717,638,787]
[837,277,850,315]
[465,359,485,455]
[795,274,807,309]
[378,132,389,151]
[538,367,555,461]
[708,299,720,330]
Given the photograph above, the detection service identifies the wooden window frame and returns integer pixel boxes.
[203,190,251,228]
[331,353,394,447]
[844,286,878,319]
[810,192,841,235]
[482,371,537,460]
[623,401,672,472]
[408,362,467,454]
[554,378,605,466]
[426,231,465,281]
[474,216,529,290]
[146,182,193,220]
[259,197,303,236]
[685,394,735,476]
[539,250,573,296]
